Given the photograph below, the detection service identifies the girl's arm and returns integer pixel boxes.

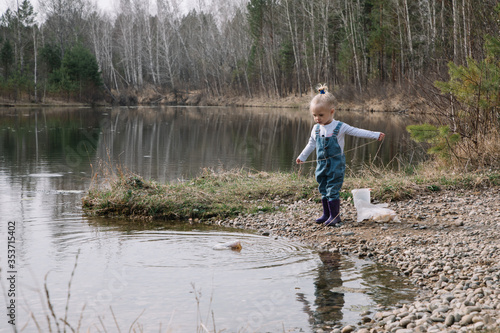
[342,123,382,140]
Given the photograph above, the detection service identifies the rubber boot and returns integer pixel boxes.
[315,197,330,224]
[324,199,341,226]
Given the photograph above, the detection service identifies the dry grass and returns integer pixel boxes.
[82,157,500,221]
[83,165,318,220]
[343,160,500,202]
[452,131,500,169]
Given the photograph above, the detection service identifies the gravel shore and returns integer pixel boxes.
[213,187,500,333]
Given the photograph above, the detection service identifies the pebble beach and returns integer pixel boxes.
[212,187,500,333]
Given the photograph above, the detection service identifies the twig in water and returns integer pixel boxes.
[128,308,146,333]
[98,315,108,333]
[191,283,202,332]
[59,318,75,333]
[199,323,210,333]
[46,314,53,333]
[63,249,80,333]
[76,304,86,333]
[29,311,43,332]
[110,306,122,333]
[44,272,61,333]
[212,310,217,333]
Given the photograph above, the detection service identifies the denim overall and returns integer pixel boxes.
[315,122,346,200]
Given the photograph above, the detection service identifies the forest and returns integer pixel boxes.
[0,0,498,104]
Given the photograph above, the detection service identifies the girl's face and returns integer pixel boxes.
[310,103,335,125]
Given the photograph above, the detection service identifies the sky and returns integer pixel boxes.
[0,0,117,16]
[0,0,244,23]
[0,0,202,17]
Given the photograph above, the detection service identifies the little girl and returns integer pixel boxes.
[296,85,385,226]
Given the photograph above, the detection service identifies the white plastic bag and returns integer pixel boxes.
[351,189,399,222]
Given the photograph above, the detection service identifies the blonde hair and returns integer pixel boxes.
[310,84,336,110]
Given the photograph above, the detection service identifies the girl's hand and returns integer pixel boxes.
[378,133,385,141]
[296,158,304,164]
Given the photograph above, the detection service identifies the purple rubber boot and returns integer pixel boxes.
[315,197,330,224]
[324,199,341,226]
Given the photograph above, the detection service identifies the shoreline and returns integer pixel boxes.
[0,87,427,114]
[209,187,500,333]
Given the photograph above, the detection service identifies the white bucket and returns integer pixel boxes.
[352,188,371,204]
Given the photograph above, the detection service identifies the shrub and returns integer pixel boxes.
[409,35,500,168]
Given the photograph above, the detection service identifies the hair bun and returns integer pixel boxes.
[317,84,328,94]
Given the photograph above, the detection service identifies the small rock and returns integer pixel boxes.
[430,316,445,322]
[400,317,413,328]
[473,322,484,330]
[459,314,474,326]
[445,314,455,326]
[341,325,355,333]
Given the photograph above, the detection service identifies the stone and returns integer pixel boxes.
[430,316,445,322]
[459,314,474,326]
[400,317,413,328]
[341,325,355,333]
[473,322,484,330]
[445,314,455,326]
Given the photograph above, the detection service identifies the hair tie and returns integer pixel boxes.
[319,89,325,94]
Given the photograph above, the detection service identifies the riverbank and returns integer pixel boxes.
[202,88,424,114]
[0,85,426,114]
[135,86,425,114]
[82,168,500,332]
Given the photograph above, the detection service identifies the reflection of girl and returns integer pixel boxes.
[296,251,344,326]
[296,85,385,226]
[314,251,344,323]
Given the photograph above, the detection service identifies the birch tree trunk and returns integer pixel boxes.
[320,0,332,85]
[284,0,302,95]
[452,0,459,63]
[461,0,470,59]
[342,0,362,92]
[396,1,404,84]
[302,1,317,84]
[33,26,37,102]
[430,0,436,56]
[403,0,413,79]
[156,0,173,88]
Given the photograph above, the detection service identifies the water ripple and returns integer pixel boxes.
[119,230,318,273]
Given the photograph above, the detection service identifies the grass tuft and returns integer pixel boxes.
[82,166,318,220]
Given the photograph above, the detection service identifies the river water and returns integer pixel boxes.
[0,106,421,332]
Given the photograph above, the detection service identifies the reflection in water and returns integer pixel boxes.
[297,251,344,328]
[314,252,345,324]
[94,107,426,182]
[361,261,417,308]
[297,252,418,331]
[0,106,427,184]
